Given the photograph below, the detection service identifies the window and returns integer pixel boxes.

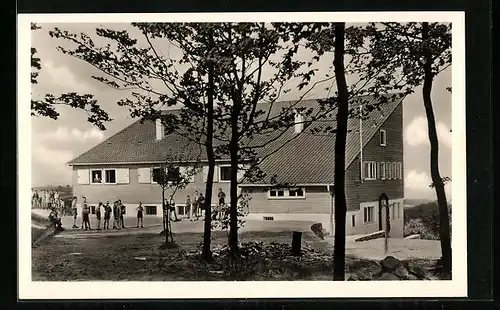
[363,206,375,223]
[397,202,401,219]
[151,167,163,184]
[351,215,356,227]
[392,163,397,179]
[104,169,116,184]
[380,162,386,180]
[177,205,186,216]
[219,166,232,182]
[387,162,393,179]
[145,206,157,215]
[91,170,102,183]
[363,162,377,180]
[268,188,305,199]
[380,129,387,146]
[397,162,403,179]
[289,188,304,197]
[391,203,396,219]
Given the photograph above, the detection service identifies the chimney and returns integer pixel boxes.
[155,118,164,140]
[294,111,304,134]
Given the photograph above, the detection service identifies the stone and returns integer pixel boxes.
[394,266,410,279]
[407,262,427,279]
[378,272,400,280]
[408,274,419,280]
[380,256,402,272]
[310,223,325,240]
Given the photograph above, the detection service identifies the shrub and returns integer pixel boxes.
[404,201,452,240]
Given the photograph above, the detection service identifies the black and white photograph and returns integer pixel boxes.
[18,12,467,299]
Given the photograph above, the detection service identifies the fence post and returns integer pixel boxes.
[292,231,302,256]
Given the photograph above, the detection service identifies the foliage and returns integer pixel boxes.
[31,23,111,130]
[404,202,452,240]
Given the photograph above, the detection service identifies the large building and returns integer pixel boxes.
[68,95,405,236]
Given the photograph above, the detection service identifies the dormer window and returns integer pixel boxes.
[379,129,387,146]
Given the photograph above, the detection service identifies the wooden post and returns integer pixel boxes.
[292,231,302,256]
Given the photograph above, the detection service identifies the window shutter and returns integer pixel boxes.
[398,162,402,179]
[213,165,219,182]
[77,169,90,185]
[203,166,208,183]
[138,167,151,184]
[116,168,130,184]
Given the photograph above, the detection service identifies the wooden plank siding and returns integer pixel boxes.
[344,103,404,210]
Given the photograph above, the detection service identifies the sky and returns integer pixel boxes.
[30,23,453,201]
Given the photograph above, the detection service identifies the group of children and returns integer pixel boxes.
[32,189,63,210]
[70,197,146,231]
[43,187,229,231]
[180,188,227,221]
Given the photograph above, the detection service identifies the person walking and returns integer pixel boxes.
[96,202,103,230]
[136,202,144,228]
[103,201,112,230]
[71,196,78,228]
[81,197,91,230]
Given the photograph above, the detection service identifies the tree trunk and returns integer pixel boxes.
[202,63,215,261]
[228,109,239,258]
[162,185,168,243]
[332,22,349,281]
[422,22,452,273]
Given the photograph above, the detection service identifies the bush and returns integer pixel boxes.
[404,201,452,240]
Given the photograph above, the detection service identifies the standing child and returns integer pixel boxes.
[71,196,78,228]
[198,193,206,218]
[119,199,126,229]
[104,201,111,230]
[96,202,103,230]
[81,197,91,230]
[112,201,121,230]
[136,202,144,228]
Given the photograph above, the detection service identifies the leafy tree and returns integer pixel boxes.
[367,22,452,273]
[289,22,408,280]
[31,23,112,130]
[49,23,335,261]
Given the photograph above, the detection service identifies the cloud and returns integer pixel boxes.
[405,169,452,200]
[405,116,452,148]
[40,126,105,144]
[405,170,432,190]
[41,60,90,93]
[31,126,105,186]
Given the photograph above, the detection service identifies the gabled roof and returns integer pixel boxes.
[68,94,404,185]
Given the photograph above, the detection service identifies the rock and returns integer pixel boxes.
[408,274,419,280]
[380,256,402,272]
[407,262,427,279]
[394,266,410,279]
[378,272,400,280]
[310,223,325,240]
[134,257,147,261]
